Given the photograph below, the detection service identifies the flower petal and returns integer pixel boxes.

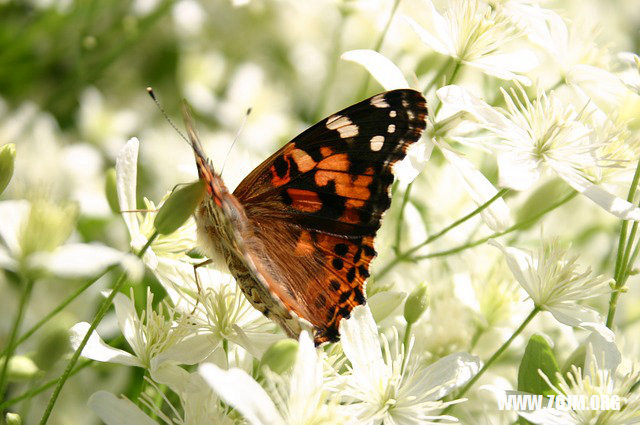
[562,177,640,220]
[489,240,536,298]
[440,147,511,231]
[28,243,129,278]
[418,352,482,400]
[151,333,218,371]
[199,363,283,425]
[0,200,30,259]
[115,137,141,239]
[518,408,574,425]
[339,305,389,389]
[88,391,157,425]
[341,50,410,90]
[546,303,602,328]
[70,322,142,367]
[584,324,621,376]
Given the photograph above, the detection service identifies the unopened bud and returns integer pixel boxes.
[33,326,70,371]
[0,143,16,195]
[260,339,299,374]
[4,355,40,381]
[404,282,429,325]
[154,180,205,235]
[5,412,22,425]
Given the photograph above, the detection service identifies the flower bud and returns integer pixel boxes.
[0,143,16,195]
[33,326,70,371]
[154,180,205,235]
[5,412,22,425]
[105,168,120,214]
[404,282,429,325]
[4,355,40,381]
[260,339,299,374]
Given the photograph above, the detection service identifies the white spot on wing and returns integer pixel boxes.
[388,124,396,133]
[370,93,390,108]
[370,135,384,151]
[389,110,397,118]
[326,114,359,139]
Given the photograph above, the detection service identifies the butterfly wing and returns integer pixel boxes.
[233,89,428,344]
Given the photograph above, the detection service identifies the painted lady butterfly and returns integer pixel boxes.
[186,89,427,345]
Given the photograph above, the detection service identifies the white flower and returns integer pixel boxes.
[490,239,611,327]
[519,327,640,424]
[190,272,281,358]
[71,289,213,372]
[339,305,481,424]
[0,199,136,278]
[341,50,411,90]
[89,364,233,425]
[199,331,351,425]
[115,137,197,270]
[406,0,537,84]
[437,84,640,220]
[619,52,640,95]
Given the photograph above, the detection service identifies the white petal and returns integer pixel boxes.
[489,241,536,299]
[441,147,511,231]
[341,50,410,90]
[466,50,538,85]
[28,243,126,278]
[151,333,218,371]
[199,363,283,425]
[70,322,142,367]
[339,305,389,388]
[405,12,451,57]
[562,178,640,220]
[394,138,432,188]
[88,391,157,425]
[113,292,140,350]
[546,304,602,327]
[115,137,141,239]
[583,324,621,376]
[497,152,541,191]
[0,200,30,258]
[418,352,482,400]
[368,290,406,322]
[290,331,321,405]
[518,408,575,425]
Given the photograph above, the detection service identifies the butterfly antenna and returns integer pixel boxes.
[220,107,251,175]
[146,87,192,147]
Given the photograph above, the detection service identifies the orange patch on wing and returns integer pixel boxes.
[317,153,349,171]
[341,199,365,223]
[320,147,333,158]
[314,171,373,200]
[294,230,315,256]
[286,188,323,212]
[270,164,291,187]
[290,148,317,173]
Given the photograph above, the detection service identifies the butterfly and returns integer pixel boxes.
[185,89,427,345]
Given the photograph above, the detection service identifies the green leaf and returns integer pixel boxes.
[517,334,560,396]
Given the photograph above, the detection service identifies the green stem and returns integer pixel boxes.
[0,266,116,360]
[357,0,402,98]
[39,232,158,425]
[607,155,640,328]
[0,276,35,400]
[441,307,540,416]
[412,191,577,262]
[433,60,462,116]
[401,321,413,375]
[376,188,510,279]
[393,182,413,255]
[423,59,452,95]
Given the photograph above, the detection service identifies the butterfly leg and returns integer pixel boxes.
[190,258,212,314]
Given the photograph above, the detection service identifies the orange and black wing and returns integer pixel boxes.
[233,89,428,344]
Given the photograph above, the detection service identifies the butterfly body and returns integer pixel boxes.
[185,89,428,345]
